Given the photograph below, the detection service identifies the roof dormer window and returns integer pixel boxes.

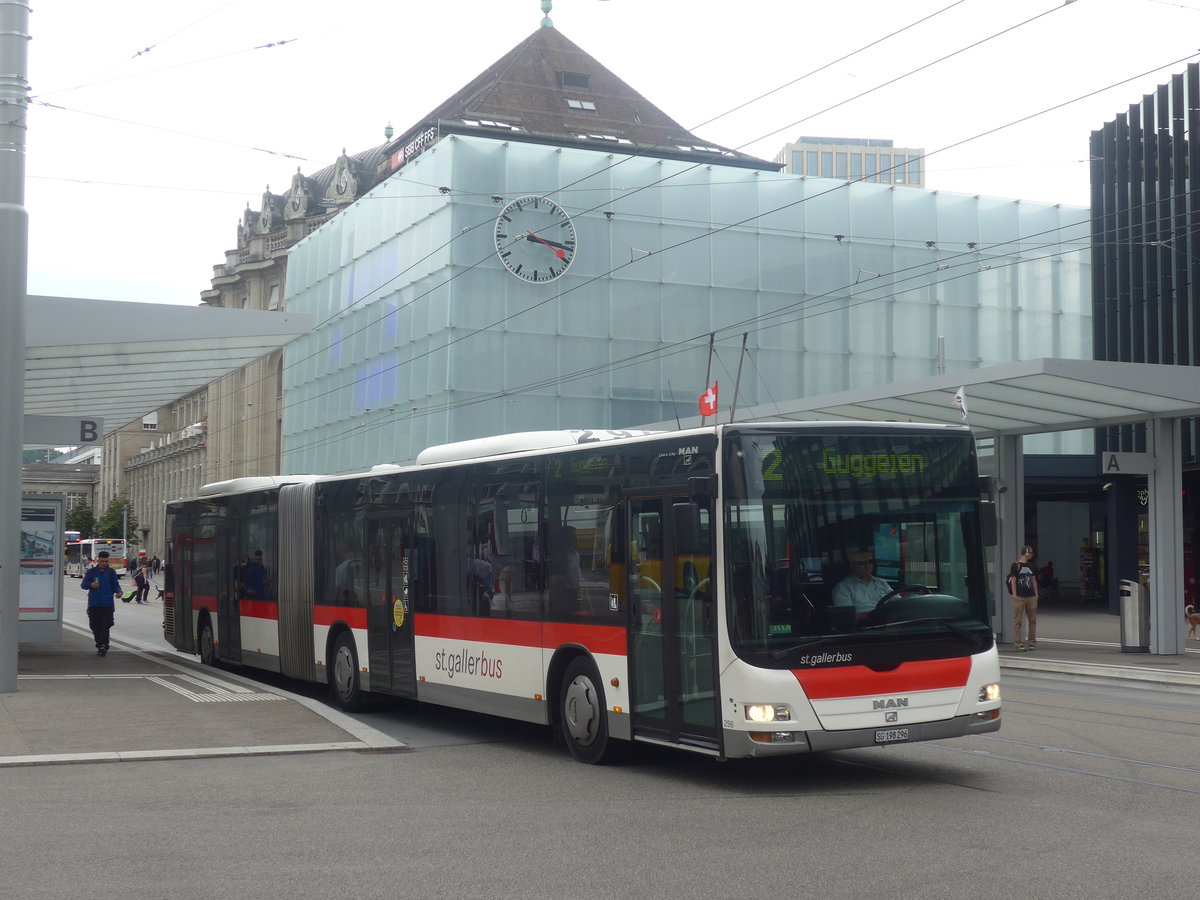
[566,98,597,113]
[557,71,591,91]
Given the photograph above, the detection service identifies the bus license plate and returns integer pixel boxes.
[875,728,909,744]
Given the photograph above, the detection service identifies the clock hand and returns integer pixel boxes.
[525,231,567,258]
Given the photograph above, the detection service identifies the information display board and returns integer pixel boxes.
[19,495,64,642]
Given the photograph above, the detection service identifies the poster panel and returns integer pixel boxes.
[20,497,63,622]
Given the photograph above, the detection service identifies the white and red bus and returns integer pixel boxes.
[163,423,1001,762]
[65,538,127,577]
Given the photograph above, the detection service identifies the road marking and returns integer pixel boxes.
[18,672,282,703]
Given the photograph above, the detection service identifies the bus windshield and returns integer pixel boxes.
[722,427,992,667]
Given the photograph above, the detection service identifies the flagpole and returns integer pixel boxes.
[730,332,748,423]
[666,380,682,429]
[703,332,714,401]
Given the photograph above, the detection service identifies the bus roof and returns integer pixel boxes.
[416,430,666,466]
[196,475,322,498]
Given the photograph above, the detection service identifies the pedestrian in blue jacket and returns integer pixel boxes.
[82,550,122,656]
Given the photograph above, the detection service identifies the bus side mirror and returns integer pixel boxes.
[980,500,997,547]
[688,474,717,501]
[673,502,702,555]
[978,476,997,546]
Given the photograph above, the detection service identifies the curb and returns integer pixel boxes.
[1000,655,1200,689]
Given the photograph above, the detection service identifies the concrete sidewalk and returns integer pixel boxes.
[999,599,1200,687]
[1,625,404,768]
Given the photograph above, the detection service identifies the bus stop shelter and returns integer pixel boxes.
[23,295,312,441]
[663,357,1200,657]
[2,294,312,694]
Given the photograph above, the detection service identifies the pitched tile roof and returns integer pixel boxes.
[383,26,776,174]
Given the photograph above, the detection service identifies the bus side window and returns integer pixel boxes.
[547,526,581,617]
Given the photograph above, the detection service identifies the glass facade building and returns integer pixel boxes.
[282,135,1091,474]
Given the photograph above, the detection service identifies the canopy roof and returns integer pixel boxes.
[24,295,311,431]
[734,358,1200,437]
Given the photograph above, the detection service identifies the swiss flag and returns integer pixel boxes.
[699,381,718,417]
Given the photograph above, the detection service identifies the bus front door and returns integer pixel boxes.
[628,495,719,752]
[366,517,417,698]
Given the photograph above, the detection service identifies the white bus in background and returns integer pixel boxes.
[65,538,127,578]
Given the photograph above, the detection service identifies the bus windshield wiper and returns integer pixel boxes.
[860,616,986,646]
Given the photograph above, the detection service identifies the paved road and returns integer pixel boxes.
[9,589,1199,899]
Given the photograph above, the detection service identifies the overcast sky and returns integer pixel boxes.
[23,0,1200,306]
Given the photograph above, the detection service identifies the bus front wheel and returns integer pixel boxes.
[330,632,363,712]
[559,657,615,764]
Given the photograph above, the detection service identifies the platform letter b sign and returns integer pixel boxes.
[79,420,98,443]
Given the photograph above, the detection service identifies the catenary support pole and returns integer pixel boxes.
[0,0,30,694]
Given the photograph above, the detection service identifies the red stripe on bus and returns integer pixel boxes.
[792,657,971,699]
[541,621,627,655]
[239,599,279,620]
[416,614,627,656]
[313,605,367,629]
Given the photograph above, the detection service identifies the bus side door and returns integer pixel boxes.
[366,516,417,698]
[628,494,718,752]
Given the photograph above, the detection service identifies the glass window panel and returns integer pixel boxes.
[821,152,833,177]
[806,150,818,174]
[908,156,921,184]
[864,154,876,181]
[835,152,847,178]
[711,228,758,289]
[878,154,891,182]
[850,154,862,180]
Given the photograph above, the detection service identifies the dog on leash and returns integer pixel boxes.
[1186,605,1200,639]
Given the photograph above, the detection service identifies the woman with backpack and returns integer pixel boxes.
[1008,545,1040,651]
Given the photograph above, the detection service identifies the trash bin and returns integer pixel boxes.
[1118,578,1149,653]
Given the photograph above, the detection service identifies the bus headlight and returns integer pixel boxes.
[745,704,792,723]
[978,683,1000,703]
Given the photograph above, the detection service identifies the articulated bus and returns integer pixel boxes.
[65,538,127,577]
[164,423,1001,763]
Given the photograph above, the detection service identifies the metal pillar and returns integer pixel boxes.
[993,434,1024,644]
[0,1,29,694]
[1148,417,1185,654]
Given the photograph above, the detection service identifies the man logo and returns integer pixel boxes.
[872,697,910,710]
[885,711,899,723]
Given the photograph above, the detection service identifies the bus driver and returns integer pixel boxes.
[833,549,892,623]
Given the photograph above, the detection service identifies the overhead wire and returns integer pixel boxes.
[189,2,984,425]
[196,45,1196,461]
[31,0,277,100]
[118,8,1195,462]
[266,239,1093,467]
[268,179,1181,467]
[234,198,1107,465]
[219,0,1083,411]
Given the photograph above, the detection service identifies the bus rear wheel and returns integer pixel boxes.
[198,618,216,666]
[559,657,616,764]
[330,632,363,712]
